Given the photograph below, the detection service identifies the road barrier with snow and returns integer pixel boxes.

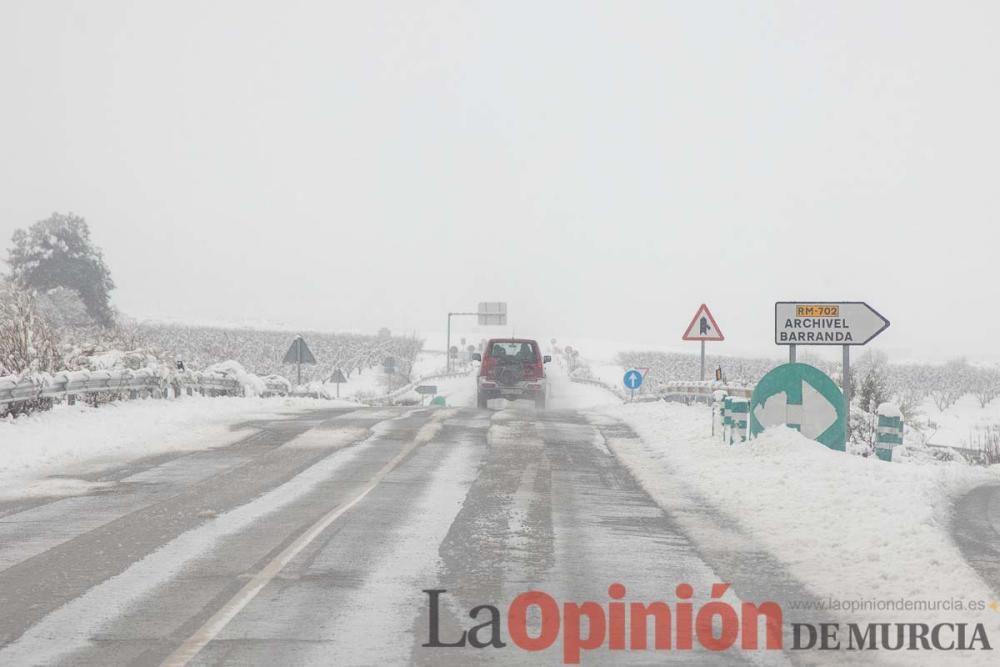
[568,375,755,404]
[367,370,473,405]
[659,380,753,401]
[0,368,291,407]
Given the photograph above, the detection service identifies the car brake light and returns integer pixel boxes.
[481,357,496,375]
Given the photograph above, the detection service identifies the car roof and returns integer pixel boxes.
[486,338,537,344]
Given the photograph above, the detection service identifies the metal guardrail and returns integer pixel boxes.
[285,370,472,405]
[367,370,473,405]
[658,380,753,401]
[567,375,628,399]
[567,375,755,404]
[0,368,291,406]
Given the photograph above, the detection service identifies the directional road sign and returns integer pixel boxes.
[682,304,724,341]
[477,302,508,326]
[623,369,643,390]
[415,385,438,395]
[750,363,847,451]
[775,302,889,346]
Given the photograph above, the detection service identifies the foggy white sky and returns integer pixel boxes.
[2,1,998,360]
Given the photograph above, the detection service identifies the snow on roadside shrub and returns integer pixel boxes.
[262,375,291,395]
[204,360,267,397]
[76,349,159,371]
[0,281,63,377]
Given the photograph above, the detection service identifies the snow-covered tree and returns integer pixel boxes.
[859,365,891,414]
[34,286,94,330]
[971,367,1000,408]
[7,213,116,327]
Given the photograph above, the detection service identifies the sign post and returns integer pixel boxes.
[282,335,317,386]
[682,304,724,380]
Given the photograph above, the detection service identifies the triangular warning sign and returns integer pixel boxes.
[282,336,317,364]
[330,369,347,383]
[682,304,725,341]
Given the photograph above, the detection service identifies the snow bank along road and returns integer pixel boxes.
[0,377,929,666]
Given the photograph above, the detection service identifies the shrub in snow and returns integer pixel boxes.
[204,360,267,396]
[967,425,1000,466]
[892,442,967,465]
[849,404,877,456]
[0,280,63,378]
[858,363,891,415]
[76,349,159,372]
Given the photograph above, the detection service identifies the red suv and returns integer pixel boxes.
[473,338,550,409]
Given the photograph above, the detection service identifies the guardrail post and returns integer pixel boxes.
[712,390,727,437]
[729,398,749,444]
[722,397,733,443]
[875,403,903,461]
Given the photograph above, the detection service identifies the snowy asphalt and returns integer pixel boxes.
[953,483,1000,599]
[0,396,843,666]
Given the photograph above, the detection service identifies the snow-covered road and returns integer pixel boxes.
[0,371,997,665]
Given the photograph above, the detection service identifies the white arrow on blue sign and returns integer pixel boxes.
[749,363,847,451]
[623,369,643,390]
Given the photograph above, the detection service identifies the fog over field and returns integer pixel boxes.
[2,2,999,360]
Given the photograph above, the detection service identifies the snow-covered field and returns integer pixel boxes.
[604,401,1000,641]
[918,393,1000,449]
[0,395,341,501]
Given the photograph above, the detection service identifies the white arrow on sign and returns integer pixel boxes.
[775,302,889,346]
[625,371,641,388]
[798,381,838,438]
[753,392,788,430]
[753,380,839,439]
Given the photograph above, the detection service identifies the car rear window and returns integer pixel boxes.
[489,341,537,361]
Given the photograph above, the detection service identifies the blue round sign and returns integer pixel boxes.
[623,369,643,390]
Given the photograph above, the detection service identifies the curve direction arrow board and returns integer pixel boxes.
[749,363,847,451]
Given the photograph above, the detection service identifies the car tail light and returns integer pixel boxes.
[481,357,496,376]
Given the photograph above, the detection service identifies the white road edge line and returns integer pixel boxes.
[159,410,451,667]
